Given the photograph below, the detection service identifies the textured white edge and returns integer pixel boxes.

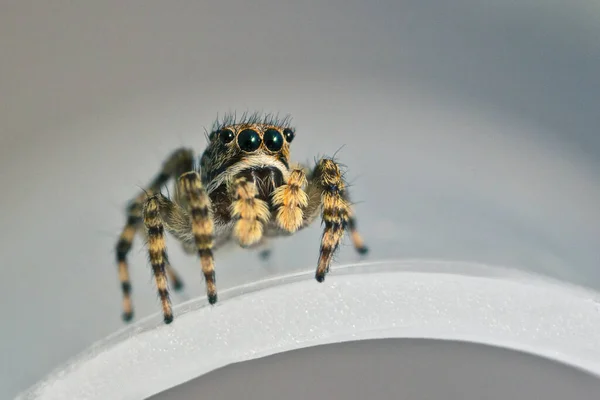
[17,259,600,400]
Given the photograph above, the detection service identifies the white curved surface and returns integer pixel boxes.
[18,260,600,400]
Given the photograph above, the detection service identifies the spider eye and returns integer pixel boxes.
[263,129,284,152]
[237,129,261,152]
[219,128,235,144]
[283,128,295,143]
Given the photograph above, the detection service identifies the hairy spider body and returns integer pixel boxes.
[115,113,368,324]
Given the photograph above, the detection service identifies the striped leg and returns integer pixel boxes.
[138,226,185,292]
[343,199,369,255]
[272,168,309,233]
[230,176,270,248]
[114,147,194,322]
[138,224,186,292]
[311,158,353,282]
[143,195,174,324]
[115,199,143,321]
[178,172,218,304]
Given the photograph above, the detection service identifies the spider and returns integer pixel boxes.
[114,112,369,324]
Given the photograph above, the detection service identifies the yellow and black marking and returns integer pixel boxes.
[113,114,371,326]
[230,177,270,247]
[314,158,352,282]
[114,147,194,323]
[346,214,369,255]
[272,169,309,232]
[178,172,218,304]
[115,197,145,321]
[342,186,369,255]
[143,196,173,324]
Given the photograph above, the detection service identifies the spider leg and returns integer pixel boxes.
[306,157,368,282]
[178,171,218,304]
[142,195,174,324]
[114,147,194,322]
[138,227,185,291]
[165,263,185,291]
[229,176,270,248]
[115,203,140,322]
[272,168,309,233]
[342,195,369,255]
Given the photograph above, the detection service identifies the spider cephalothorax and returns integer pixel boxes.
[114,112,368,324]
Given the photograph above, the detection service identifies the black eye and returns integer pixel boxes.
[237,129,261,152]
[263,129,284,152]
[219,129,235,144]
[283,128,295,143]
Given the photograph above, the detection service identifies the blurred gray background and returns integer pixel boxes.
[2,0,600,398]
[151,339,600,400]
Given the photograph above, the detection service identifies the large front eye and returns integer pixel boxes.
[219,128,235,144]
[237,129,261,152]
[283,128,295,143]
[263,129,284,152]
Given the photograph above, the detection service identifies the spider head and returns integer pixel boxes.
[201,114,296,192]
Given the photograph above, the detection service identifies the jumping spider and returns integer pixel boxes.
[115,113,368,324]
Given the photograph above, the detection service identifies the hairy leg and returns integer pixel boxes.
[304,158,368,282]
[143,195,174,324]
[178,171,218,304]
[138,224,186,291]
[229,176,270,248]
[342,196,369,255]
[165,263,184,291]
[115,147,194,322]
[272,168,309,233]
